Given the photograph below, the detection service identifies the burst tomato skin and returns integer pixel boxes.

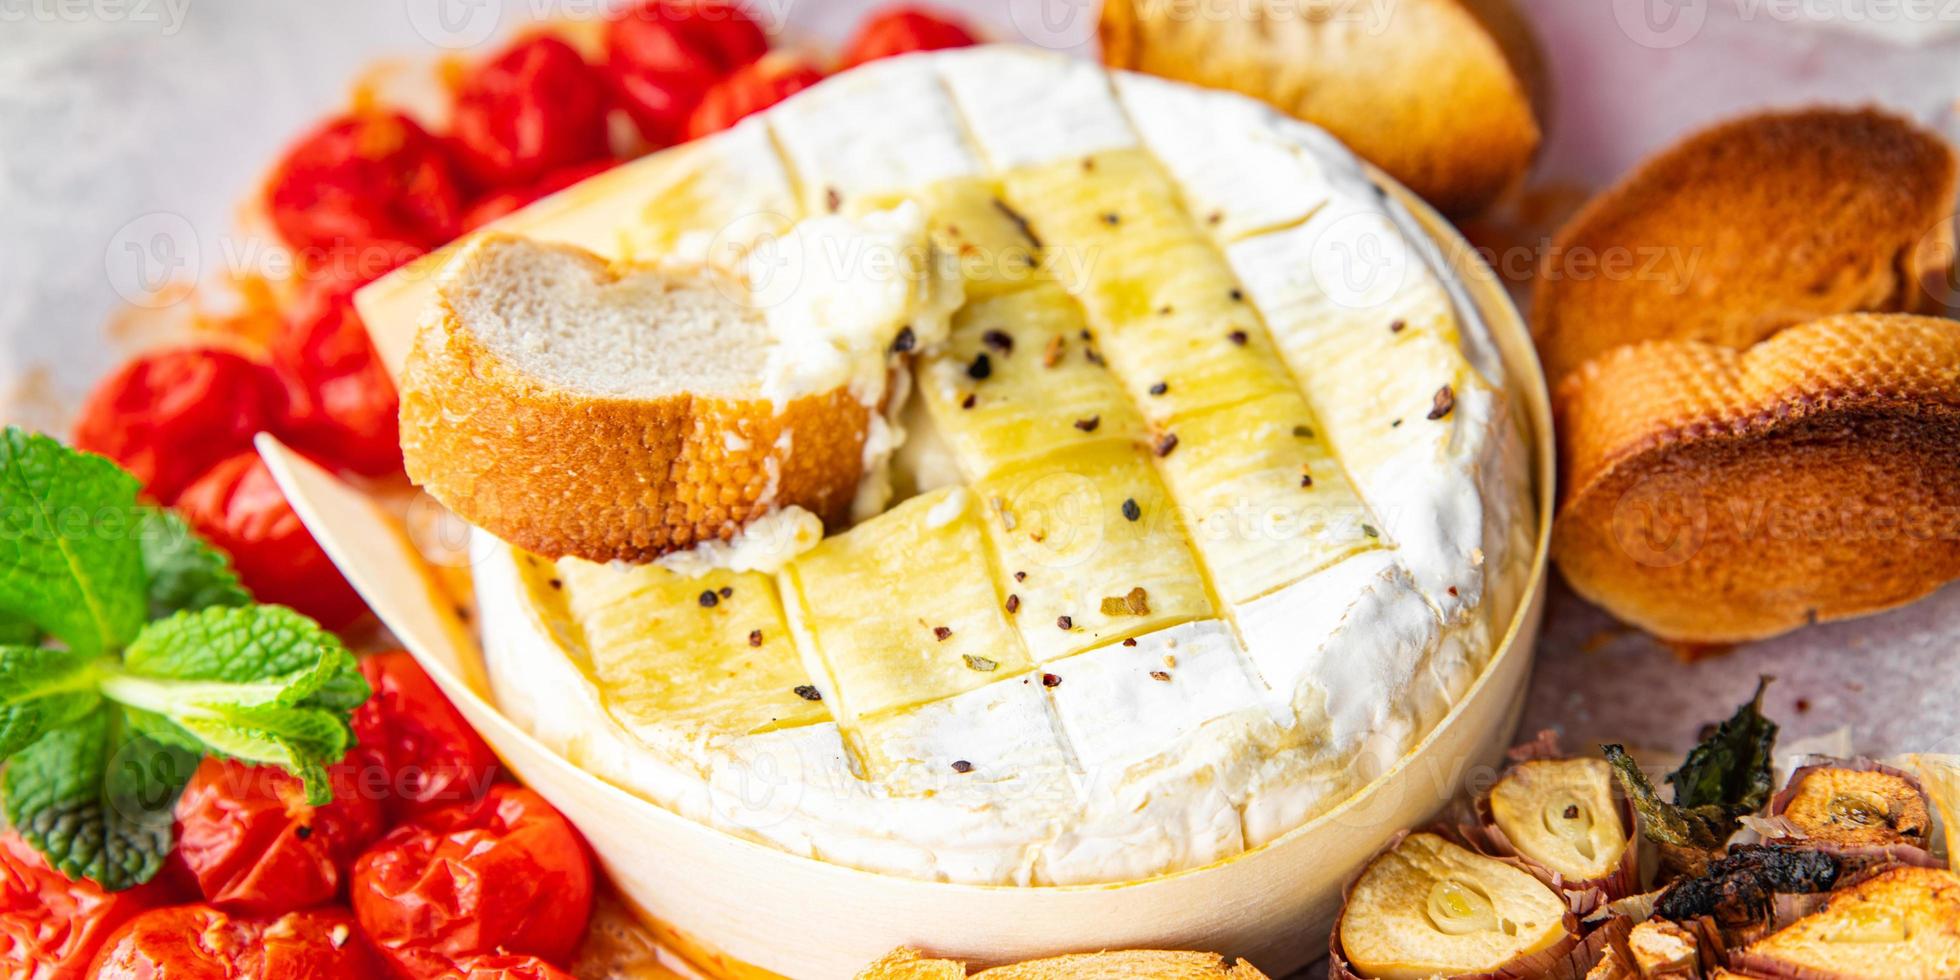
[346,652,500,821]
[605,0,768,145]
[271,288,403,478]
[447,36,612,191]
[173,452,368,629]
[684,54,822,140]
[0,831,170,980]
[169,758,386,918]
[352,786,593,969]
[839,5,978,68]
[72,348,287,505]
[88,905,378,980]
[265,112,463,279]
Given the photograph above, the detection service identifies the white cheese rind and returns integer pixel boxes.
[768,56,985,210]
[1112,71,1333,242]
[935,46,1139,169]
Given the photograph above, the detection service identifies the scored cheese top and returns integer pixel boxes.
[455,46,1535,887]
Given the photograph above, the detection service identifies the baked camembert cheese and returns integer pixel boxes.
[402,47,1534,887]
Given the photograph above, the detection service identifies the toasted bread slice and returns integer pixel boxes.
[1733,866,1960,979]
[1100,0,1543,216]
[1553,313,1960,644]
[857,947,1269,979]
[399,234,875,563]
[1532,108,1956,385]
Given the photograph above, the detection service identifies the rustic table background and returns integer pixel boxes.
[3,0,1957,871]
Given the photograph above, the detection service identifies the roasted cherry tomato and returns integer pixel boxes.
[839,5,978,68]
[346,651,500,821]
[89,905,378,979]
[685,53,822,140]
[352,786,593,968]
[447,35,612,191]
[170,758,385,917]
[174,452,368,629]
[73,348,287,504]
[266,112,463,281]
[0,831,169,980]
[606,0,768,146]
[271,288,403,478]
[460,158,619,232]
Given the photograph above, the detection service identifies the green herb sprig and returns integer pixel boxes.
[0,427,367,890]
[1604,677,1778,862]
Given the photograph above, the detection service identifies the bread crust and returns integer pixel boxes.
[399,272,871,564]
[1532,108,1957,385]
[1099,0,1543,216]
[1553,314,1960,644]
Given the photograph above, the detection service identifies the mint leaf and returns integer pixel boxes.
[0,613,39,646]
[136,506,250,618]
[0,646,101,757]
[102,606,367,805]
[0,429,147,657]
[3,706,197,890]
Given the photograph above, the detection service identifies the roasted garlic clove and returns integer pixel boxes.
[1334,833,1574,980]
[1488,758,1630,885]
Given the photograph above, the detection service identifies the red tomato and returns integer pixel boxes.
[0,831,168,980]
[606,0,768,145]
[447,36,612,191]
[266,112,463,281]
[271,288,403,478]
[685,54,822,140]
[174,452,368,629]
[839,5,978,68]
[89,905,378,980]
[170,758,385,917]
[346,652,500,821]
[459,158,619,233]
[73,348,286,505]
[352,786,593,968]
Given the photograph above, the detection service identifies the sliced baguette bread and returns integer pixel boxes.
[856,947,1269,980]
[1532,107,1957,385]
[1554,313,1960,644]
[398,234,875,563]
[1100,0,1544,216]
